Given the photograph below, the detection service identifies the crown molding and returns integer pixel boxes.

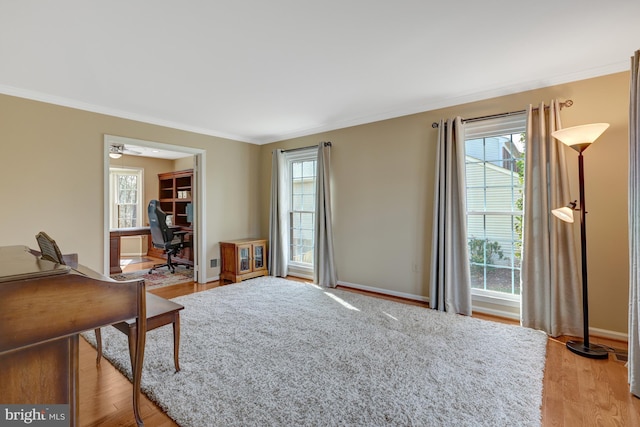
[0,60,629,146]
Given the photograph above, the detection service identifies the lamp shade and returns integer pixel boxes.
[109,152,122,159]
[551,123,609,149]
[551,206,574,223]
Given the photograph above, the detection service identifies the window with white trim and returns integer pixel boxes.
[110,167,143,229]
[287,149,317,271]
[464,115,526,298]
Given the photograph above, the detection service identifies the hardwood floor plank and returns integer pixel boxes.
[78,258,640,426]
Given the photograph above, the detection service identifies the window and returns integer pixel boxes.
[110,167,143,229]
[287,149,317,270]
[464,115,526,298]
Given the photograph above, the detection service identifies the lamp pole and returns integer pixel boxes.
[566,146,608,359]
[551,123,610,359]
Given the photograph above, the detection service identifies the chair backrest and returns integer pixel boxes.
[148,200,174,248]
[35,231,65,264]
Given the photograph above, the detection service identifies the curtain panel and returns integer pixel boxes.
[268,149,289,277]
[314,142,338,287]
[429,117,472,315]
[628,49,640,397]
[520,101,582,337]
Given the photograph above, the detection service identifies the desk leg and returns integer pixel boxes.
[173,313,181,372]
[110,235,123,274]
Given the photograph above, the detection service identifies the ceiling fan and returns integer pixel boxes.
[109,144,142,159]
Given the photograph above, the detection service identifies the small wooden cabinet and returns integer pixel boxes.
[220,239,268,283]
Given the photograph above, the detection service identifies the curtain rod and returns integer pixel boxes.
[431,100,573,128]
[281,141,332,153]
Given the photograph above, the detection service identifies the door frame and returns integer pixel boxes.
[103,134,207,283]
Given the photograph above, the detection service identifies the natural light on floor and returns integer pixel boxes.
[382,311,398,321]
[324,292,360,311]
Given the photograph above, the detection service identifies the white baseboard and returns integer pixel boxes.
[337,280,628,341]
[337,280,429,302]
[590,327,628,342]
[204,274,219,284]
[339,281,520,320]
[187,275,631,341]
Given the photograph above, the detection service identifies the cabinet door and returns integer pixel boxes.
[252,242,267,272]
[237,244,252,274]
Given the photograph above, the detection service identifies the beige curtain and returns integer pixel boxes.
[628,50,640,396]
[429,117,472,315]
[268,149,289,277]
[314,142,338,287]
[521,101,582,337]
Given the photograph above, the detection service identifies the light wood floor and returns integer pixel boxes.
[79,257,640,426]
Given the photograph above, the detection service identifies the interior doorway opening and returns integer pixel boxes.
[103,135,206,283]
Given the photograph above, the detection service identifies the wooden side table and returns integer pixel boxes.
[220,238,268,283]
[96,293,184,372]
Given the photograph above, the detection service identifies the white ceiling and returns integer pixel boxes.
[1,1,639,145]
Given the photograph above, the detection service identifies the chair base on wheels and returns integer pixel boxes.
[149,250,190,274]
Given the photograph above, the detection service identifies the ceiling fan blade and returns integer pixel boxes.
[122,145,142,155]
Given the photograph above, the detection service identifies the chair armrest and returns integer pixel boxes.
[172,230,188,244]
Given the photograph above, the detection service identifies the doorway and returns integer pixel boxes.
[103,135,206,283]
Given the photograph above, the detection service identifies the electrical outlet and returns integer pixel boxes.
[210,259,218,268]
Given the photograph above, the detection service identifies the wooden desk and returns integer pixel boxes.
[110,227,152,274]
[96,293,184,372]
[110,227,192,274]
[0,246,147,427]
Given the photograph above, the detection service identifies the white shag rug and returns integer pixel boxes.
[83,277,547,427]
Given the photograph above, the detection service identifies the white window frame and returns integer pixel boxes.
[285,148,317,278]
[109,167,144,229]
[464,114,526,306]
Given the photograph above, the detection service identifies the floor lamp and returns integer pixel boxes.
[551,123,610,359]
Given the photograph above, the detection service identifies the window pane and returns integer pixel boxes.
[465,123,525,297]
[292,162,302,179]
[466,187,486,211]
[111,169,142,229]
[302,161,315,177]
[302,195,315,211]
[465,138,485,161]
[292,212,301,228]
[289,157,317,266]
[467,215,486,241]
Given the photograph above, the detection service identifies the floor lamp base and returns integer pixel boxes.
[566,340,609,359]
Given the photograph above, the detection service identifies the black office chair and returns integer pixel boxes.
[148,200,190,274]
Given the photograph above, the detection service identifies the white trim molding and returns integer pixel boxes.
[103,134,207,284]
[332,280,627,341]
[337,280,429,303]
